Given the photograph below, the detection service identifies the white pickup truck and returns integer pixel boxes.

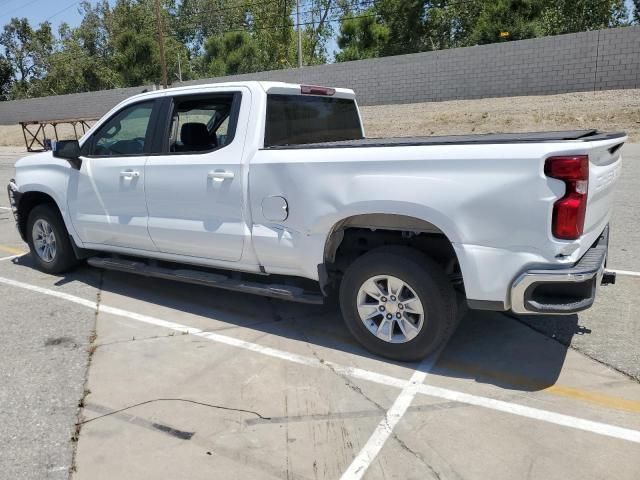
[7,81,624,360]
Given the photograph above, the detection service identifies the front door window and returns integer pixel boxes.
[91,102,154,156]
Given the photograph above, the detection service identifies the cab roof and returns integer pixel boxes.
[122,81,356,104]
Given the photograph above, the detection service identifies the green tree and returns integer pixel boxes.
[376,0,427,55]
[247,0,296,70]
[335,9,389,62]
[539,0,628,35]
[466,0,545,45]
[634,0,640,23]
[300,0,334,65]
[26,1,122,97]
[421,1,475,50]
[76,0,112,58]
[196,0,301,74]
[0,17,54,98]
[335,0,468,58]
[0,55,12,100]
[335,0,630,60]
[31,22,120,96]
[105,0,159,86]
[176,0,246,52]
[203,31,261,76]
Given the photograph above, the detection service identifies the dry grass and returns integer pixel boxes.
[360,89,640,141]
[1,89,638,148]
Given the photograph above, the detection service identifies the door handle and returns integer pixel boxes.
[208,170,234,181]
[120,170,140,179]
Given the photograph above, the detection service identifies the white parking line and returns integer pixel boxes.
[0,206,11,210]
[0,275,640,446]
[415,383,640,443]
[610,269,640,278]
[340,354,439,480]
[0,254,22,262]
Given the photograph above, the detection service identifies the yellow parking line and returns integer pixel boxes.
[0,245,26,255]
[545,385,640,413]
[437,358,640,414]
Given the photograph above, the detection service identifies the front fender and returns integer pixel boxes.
[14,157,83,246]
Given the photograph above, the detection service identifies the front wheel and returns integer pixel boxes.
[26,204,79,274]
[339,246,459,361]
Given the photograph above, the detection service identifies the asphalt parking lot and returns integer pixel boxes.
[1,146,639,479]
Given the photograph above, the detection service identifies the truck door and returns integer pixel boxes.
[144,89,248,261]
[68,99,159,251]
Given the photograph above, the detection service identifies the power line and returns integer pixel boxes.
[175,0,477,31]
[178,0,376,20]
[0,0,43,21]
[45,1,80,22]
[178,0,286,17]
[297,1,376,19]
[174,0,381,30]
[173,11,382,34]
[0,0,18,9]
[176,0,373,25]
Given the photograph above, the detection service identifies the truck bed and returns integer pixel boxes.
[265,130,626,149]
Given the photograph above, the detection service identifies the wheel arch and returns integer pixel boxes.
[15,185,81,248]
[323,213,451,260]
[15,190,61,241]
[319,212,464,295]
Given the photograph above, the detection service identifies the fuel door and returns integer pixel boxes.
[262,195,289,222]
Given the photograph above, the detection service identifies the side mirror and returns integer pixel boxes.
[52,140,82,170]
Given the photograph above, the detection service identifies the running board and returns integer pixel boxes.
[86,257,324,304]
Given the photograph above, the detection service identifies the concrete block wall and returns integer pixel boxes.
[0,85,154,125]
[0,25,638,125]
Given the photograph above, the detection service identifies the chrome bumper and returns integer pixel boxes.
[7,180,20,219]
[7,180,24,240]
[510,226,610,315]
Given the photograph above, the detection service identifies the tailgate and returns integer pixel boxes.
[584,137,625,239]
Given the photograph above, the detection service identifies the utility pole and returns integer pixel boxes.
[154,0,168,89]
[177,52,183,82]
[296,0,302,68]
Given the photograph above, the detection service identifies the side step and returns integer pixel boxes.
[87,257,324,304]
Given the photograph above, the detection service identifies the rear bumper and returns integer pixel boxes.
[510,226,610,315]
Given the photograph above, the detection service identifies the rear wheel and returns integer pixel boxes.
[26,204,79,274]
[339,246,459,361]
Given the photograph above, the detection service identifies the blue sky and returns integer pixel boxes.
[0,1,112,32]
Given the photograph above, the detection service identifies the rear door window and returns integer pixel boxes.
[264,94,363,147]
[166,93,238,154]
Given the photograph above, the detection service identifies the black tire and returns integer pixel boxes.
[339,246,458,361]
[26,204,79,274]
[455,291,469,324]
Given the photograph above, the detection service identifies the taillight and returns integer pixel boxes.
[300,85,336,96]
[544,155,589,240]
